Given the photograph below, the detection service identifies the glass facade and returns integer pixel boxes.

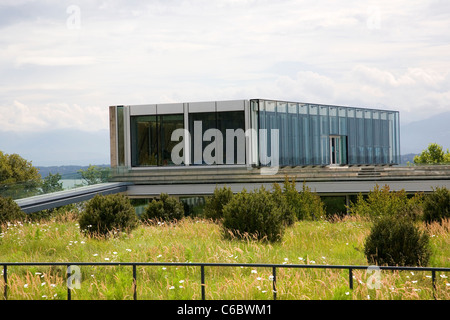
[114,99,400,169]
[189,111,245,165]
[131,114,184,166]
[253,99,400,166]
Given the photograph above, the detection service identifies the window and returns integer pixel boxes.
[131,114,184,167]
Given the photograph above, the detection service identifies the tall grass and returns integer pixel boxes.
[0,214,448,300]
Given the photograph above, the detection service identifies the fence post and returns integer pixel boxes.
[349,268,353,290]
[3,265,7,300]
[272,266,277,300]
[133,264,137,300]
[432,270,436,300]
[201,265,205,300]
[66,265,71,301]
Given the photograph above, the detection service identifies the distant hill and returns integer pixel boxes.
[37,164,110,179]
[400,111,450,155]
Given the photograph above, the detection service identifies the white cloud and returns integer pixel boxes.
[0,101,108,133]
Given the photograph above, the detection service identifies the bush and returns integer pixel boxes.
[203,186,233,221]
[0,196,26,225]
[141,193,184,222]
[364,216,431,266]
[282,178,325,221]
[348,184,423,220]
[79,194,138,237]
[271,182,296,226]
[423,186,450,223]
[222,187,285,242]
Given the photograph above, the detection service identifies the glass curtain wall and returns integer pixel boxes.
[254,99,400,166]
[131,114,184,166]
[189,111,245,165]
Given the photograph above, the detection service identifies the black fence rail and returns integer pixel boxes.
[1,262,449,300]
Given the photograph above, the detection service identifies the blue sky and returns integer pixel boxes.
[1,0,449,165]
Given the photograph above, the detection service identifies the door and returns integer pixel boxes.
[330,135,347,165]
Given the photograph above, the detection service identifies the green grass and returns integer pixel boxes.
[0,214,449,300]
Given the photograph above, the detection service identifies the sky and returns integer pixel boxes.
[0,0,449,166]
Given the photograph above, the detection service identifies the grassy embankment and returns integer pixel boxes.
[0,213,448,300]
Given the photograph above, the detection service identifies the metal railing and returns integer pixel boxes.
[1,262,449,300]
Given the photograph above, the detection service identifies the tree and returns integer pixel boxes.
[41,172,63,194]
[78,165,110,185]
[413,143,450,164]
[0,151,41,198]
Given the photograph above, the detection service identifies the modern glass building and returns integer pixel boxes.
[109,99,400,170]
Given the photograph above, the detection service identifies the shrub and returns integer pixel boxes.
[0,196,26,225]
[203,186,233,221]
[141,193,184,222]
[347,184,423,220]
[423,186,450,223]
[222,186,285,242]
[79,194,138,237]
[364,216,431,266]
[282,178,325,220]
[271,182,296,226]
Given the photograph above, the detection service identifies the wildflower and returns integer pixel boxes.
[104,257,110,261]
[179,280,184,283]
[81,241,85,244]
[440,274,448,279]
[179,286,184,289]
[169,286,175,290]
[256,277,262,281]
[251,270,257,274]
[42,295,47,298]
[298,257,304,261]
[54,294,57,297]
[113,252,118,255]
[322,256,326,260]
[345,292,349,295]
[24,284,28,288]
[162,267,167,270]
[93,254,98,257]
[262,290,267,293]
[41,282,46,286]
[50,284,56,288]
[310,260,316,264]
[268,275,274,281]
[157,254,162,258]
[284,258,288,261]
[126,249,132,252]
